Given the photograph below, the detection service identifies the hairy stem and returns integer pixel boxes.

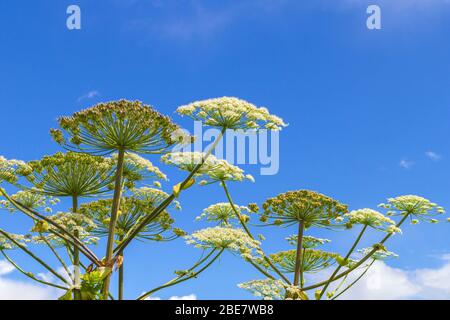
[72,195,81,300]
[118,235,124,300]
[293,222,305,287]
[102,148,126,299]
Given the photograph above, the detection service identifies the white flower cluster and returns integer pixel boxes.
[161,152,254,183]
[132,186,181,210]
[47,212,99,245]
[196,203,250,225]
[285,235,330,248]
[379,196,445,223]
[177,97,287,131]
[0,232,30,250]
[0,190,59,213]
[358,247,398,260]
[113,152,167,180]
[0,156,32,184]
[238,279,286,300]
[345,208,396,231]
[185,227,262,260]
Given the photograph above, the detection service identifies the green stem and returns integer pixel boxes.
[318,224,367,300]
[303,213,410,291]
[222,181,292,285]
[102,148,126,299]
[118,235,124,300]
[0,228,71,286]
[293,222,305,286]
[137,249,224,300]
[248,260,276,280]
[0,250,68,290]
[39,233,73,281]
[114,128,226,256]
[332,260,375,300]
[0,189,100,265]
[72,195,81,300]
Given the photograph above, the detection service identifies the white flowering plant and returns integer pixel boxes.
[0,97,446,300]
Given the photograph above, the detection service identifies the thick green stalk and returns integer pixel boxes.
[72,195,81,300]
[102,148,126,299]
[113,128,226,256]
[222,181,292,285]
[302,213,410,291]
[118,235,124,300]
[293,222,305,286]
[318,224,367,300]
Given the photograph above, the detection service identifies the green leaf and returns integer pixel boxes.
[31,220,49,233]
[336,256,348,267]
[58,289,73,301]
[182,178,196,190]
[173,183,182,198]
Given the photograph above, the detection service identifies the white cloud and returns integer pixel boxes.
[425,151,441,162]
[415,263,450,298]
[0,260,60,300]
[0,277,59,300]
[334,256,450,300]
[338,261,420,300]
[0,260,15,276]
[169,294,197,300]
[78,90,99,101]
[399,159,414,169]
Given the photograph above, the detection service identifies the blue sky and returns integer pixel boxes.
[0,0,449,299]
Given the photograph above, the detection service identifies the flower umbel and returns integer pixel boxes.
[286,235,331,249]
[265,249,341,274]
[0,190,59,213]
[358,247,398,261]
[238,279,286,300]
[177,97,287,131]
[79,188,176,241]
[344,208,395,232]
[51,100,183,155]
[26,152,114,197]
[185,227,262,260]
[161,152,254,184]
[0,156,32,184]
[113,152,167,189]
[261,190,348,228]
[379,195,445,223]
[196,203,251,226]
